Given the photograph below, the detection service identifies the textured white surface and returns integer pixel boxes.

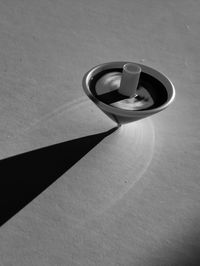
[0,0,200,265]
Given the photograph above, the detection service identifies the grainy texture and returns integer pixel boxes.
[0,0,200,265]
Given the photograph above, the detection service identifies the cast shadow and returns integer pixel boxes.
[0,126,118,227]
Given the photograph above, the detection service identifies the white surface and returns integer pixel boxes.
[0,0,200,265]
[118,63,141,97]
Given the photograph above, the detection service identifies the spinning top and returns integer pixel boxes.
[82,61,175,125]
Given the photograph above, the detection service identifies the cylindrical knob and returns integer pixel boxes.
[118,63,141,98]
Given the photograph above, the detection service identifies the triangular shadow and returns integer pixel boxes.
[0,127,118,226]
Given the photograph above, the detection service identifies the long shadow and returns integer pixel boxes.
[0,127,118,226]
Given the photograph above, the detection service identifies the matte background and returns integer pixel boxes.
[0,0,199,265]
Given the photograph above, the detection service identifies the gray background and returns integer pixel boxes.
[0,0,200,265]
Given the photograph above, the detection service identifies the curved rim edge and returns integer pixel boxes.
[82,61,176,117]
